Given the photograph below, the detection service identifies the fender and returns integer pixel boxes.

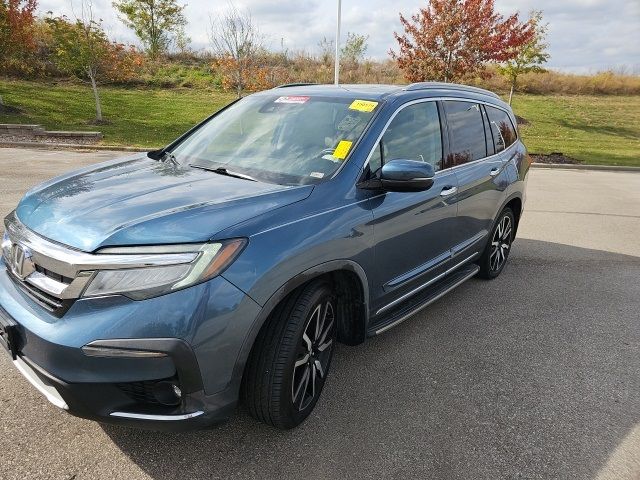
[224,259,370,397]
[496,192,524,233]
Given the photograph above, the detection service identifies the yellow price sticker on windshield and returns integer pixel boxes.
[333,140,353,160]
[349,99,378,112]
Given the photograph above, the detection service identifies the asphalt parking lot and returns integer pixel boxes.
[0,147,639,480]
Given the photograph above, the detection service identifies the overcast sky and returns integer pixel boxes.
[39,0,640,73]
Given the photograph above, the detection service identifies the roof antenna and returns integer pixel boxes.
[334,0,341,85]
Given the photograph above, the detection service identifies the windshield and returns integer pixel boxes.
[170,94,380,185]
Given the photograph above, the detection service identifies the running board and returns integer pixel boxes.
[368,263,480,335]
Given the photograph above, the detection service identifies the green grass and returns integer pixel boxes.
[0,80,236,147]
[1,80,638,166]
[511,94,640,166]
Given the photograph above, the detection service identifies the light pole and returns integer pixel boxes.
[334,0,341,85]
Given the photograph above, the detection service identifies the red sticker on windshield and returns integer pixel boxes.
[275,96,310,104]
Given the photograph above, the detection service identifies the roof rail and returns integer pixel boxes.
[404,82,501,99]
[275,83,318,89]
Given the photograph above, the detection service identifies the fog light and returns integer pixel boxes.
[153,381,182,406]
[172,384,182,399]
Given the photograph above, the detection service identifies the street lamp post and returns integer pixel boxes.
[334,0,341,85]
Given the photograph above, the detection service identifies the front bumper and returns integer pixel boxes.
[1,304,236,431]
[0,258,262,431]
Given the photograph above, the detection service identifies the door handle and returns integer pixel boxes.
[489,167,500,177]
[440,186,458,197]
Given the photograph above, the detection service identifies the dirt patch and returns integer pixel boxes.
[0,104,23,114]
[531,153,580,165]
[87,119,112,126]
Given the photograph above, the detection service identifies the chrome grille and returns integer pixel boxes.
[2,211,199,315]
[2,212,95,316]
[7,271,65,312]
[34,264,73,285]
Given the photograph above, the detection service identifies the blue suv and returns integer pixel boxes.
[0,83,529,430]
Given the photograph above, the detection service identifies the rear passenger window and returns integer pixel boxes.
[486,106,518,152]
[369,101,443,174]
[444,101,487,166]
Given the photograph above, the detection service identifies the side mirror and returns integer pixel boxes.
[379,159,435,192]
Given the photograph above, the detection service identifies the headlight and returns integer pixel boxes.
[82,239,246,300]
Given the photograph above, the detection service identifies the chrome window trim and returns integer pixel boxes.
[361,96,518,177]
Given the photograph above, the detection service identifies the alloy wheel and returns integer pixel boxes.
[291,300,335,411]
[490,215,512,272]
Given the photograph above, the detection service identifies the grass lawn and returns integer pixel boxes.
[511,94,640,166]
[0,80,236,147]
[1,80,638,166]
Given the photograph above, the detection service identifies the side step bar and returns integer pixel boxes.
[369,263,480,335]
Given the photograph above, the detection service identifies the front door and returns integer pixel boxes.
[367,101,459,315]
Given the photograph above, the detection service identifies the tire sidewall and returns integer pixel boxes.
[280,283,337,427]
[481,207,515,278]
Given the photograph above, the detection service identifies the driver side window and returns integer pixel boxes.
[369,101,443,175]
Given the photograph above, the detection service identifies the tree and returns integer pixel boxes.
[46,2,142,121]
[112,0,186,59]
[317,36,334,65]
[174,22,190,55]
[341,32,368,65]
[498,10,550,105]
[209,5,263,98]
[0,0,38,74]
[390,0,533,83]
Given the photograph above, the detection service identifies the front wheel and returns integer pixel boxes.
[477,207,515,279]
[242,279,337,429]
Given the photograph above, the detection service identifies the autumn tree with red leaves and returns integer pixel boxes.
[46,2,143,122]
[0,0,38,74]
[390,0,533,83]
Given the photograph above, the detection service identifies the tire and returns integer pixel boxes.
[477,207,515,279]
[242,279,337,429]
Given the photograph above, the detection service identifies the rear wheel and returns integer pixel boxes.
[242,279,337,429]
[477,207,515,279]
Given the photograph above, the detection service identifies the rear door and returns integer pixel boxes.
[442,100,508,259]
[367,100,459,314]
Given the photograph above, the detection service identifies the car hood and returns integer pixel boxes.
[15,155,313,252]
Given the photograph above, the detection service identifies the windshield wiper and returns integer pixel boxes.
[190,164,258,182]
[150,150,179,165]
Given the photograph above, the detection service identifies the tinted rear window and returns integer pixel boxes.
[486,106,518,153]
[444,101,487,166]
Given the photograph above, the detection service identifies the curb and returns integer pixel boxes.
[0,141,148,152]
[531,163,640,172]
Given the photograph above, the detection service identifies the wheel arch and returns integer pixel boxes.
[228,260,370,398]
[500,193,523,235]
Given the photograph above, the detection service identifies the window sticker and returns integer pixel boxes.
[274,96,310,104]
[349,99,378,112]
[310,172,325,178]
[333,140,353,160]
[337,115,361,132]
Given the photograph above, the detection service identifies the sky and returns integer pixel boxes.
[38,0,640,74]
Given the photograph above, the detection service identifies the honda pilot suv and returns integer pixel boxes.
[0,83,529,430]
